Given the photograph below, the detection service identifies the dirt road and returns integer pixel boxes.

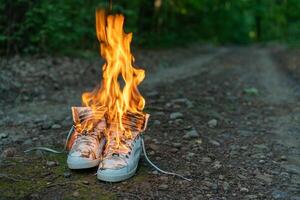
[0,46,299,199]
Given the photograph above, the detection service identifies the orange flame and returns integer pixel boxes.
[81,9,145,149]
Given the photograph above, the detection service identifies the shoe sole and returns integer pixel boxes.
[97,165,138,182]
[67,158,101,169]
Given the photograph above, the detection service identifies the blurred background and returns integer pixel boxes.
[1,0,300,56]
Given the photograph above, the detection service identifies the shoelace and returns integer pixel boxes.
[25,126,191,181]
[24,125,75,154]
[140,135,191,181]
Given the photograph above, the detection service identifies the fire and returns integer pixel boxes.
[80,9,146,151]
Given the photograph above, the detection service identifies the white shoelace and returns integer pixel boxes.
[24,126,191,181]
[141,135,191,181]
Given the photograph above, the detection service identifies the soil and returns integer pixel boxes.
[0,45,300,200]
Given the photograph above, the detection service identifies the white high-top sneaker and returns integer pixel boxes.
[97,131,142,182]
[67,107,106,169]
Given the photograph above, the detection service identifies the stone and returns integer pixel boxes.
[183,130,199,139]
[245,195,258,199]
[82,180,89,185]
[160,176,168,181]
[46,161,58,167]
[290,196,300,200]
[256,173,272,183]
[172,142,182,148]
[187,152,195,158]
[51,124,62,129]
[63,172,71,178]
[212,161,222,170]
[279,172,289,180]
[279,155,287,161]
[1,147,17,158]
[209,140,220,146]
[41,121,53,130]
[202,180,213,188]
[153,120,161,125]
[253,144,268,151]
[223,181,230,192]
[152,171,159,175]
[208,119,217,128]
[202,157,212,163]
[148,144,160,151]
[259,160,265,164]
[147,90,159,97]
[72,191,80,197]
[158,184,169,190]
[283,164,300,175]
[240,187,249,193]
[23,139,33,146]
[271,189,288,199]
[170,112,183,120]
[170,148,178,153]
[0,133,8,139]
[171,98,193,108]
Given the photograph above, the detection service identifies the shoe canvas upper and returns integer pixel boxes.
[68,132,105,159]
[68,107,106,160]
[99,133,142,171]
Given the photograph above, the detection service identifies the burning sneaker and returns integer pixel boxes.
[97,113,149,182]
[97,129,142,182]
[67,107,106,169]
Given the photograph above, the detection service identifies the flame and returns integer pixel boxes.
[81,9,145,150]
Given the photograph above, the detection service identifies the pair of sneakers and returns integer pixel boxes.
[66,107,148,182]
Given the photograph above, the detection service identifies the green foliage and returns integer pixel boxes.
[1,0,300,55]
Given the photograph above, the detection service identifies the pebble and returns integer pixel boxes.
[147,90,159,97]
[218,175,224,180]
[172,142,182,148]
[245,195,258,199]
[158,184,169,190]
[154,111,165,116]
[171,98,193,108]
[170,112,183,120]
[291,197,300,200]
[223,181,230,191]
[148,144,160,151]
[63,172,71,178]
[209,140,220,146]
[279,155,287,161]
[283,164,300,175]
[72,191,80,197]
[170,148,178,153]
[256,173,272,183]
[1,147,17,158]
[152,171,159,175]
[160,176,168,181]
[212,161,222,170]
[51,124,62,129]
[183,130,199,139]
[187,152,195,158]
[253,144,269,151]
[271,189,288,199]
[208,119,217,128]
[82,180,89,185]
[240,187,249,193]
[153,120,161,125]
[0,133,8,139]
[202,157,212,163]
[23,138,33,146]
[41,121,53,130]
[46,161,58,167]
[279,172,289,180]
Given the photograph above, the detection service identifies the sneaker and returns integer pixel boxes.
[67,107,106,169]
[97,130,142,182]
